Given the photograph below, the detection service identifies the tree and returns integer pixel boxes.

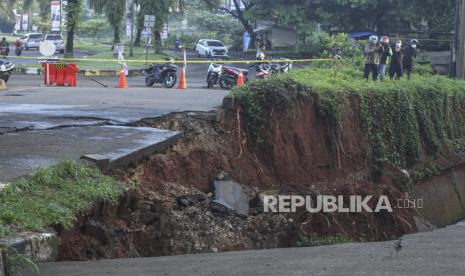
[134,0,185,49]
[78,18,109,44]
[89,0,126,46]
[65,0,83,57]
[202,0,257,48]
[251,0,455,35]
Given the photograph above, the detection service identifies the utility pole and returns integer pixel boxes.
[454,0,465,79]
[129,0,135,57]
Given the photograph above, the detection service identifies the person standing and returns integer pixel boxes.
[174,38,182,53]
[256,43,266,60]
[364,35,382,81]
[379,36,392,81]
[403,39,419,80]
[389,39,404,80]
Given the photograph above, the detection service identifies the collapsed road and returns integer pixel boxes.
[2,70,465,276]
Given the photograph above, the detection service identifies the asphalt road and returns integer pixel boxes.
[1,45,86,66]
[18,221,465,276]
[0,73,228,181]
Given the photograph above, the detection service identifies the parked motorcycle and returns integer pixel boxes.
[143,59,178,88]
[218,65,248,89]
[0,58,15,83]
[272,58,293,73]
[206,62,223,88]
[252,58,293,80]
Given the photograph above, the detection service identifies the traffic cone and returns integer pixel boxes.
[178,66,187,89]
[118,69,128,88]
[0,79,6,91]
[237,71,245,87]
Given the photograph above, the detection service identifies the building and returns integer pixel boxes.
[254,24,298,48]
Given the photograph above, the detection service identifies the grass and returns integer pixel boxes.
[69,47,169,71]
[0,161,124,238]
[297,234,353,247]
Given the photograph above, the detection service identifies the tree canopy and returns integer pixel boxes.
[250,0,456,35]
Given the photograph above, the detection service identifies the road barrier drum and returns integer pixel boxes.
[42,63,79,87]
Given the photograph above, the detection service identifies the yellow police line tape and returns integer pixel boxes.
[6,55,336,64]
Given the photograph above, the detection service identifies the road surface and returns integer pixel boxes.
[0,74,228,181]
[2,46,86,67]
[18,221,465,276]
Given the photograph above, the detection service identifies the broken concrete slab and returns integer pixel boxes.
[212,180,249,216]
[0,232,58,262]
[0,126,180,181]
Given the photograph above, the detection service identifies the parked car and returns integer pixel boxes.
[195,39,228,58]
[21,33,44,50]
[44,34,65,54]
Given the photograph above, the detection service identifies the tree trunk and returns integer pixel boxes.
[232,0,256,49]
[114,28,121,44]
[134,12,144,46]
[65,29,74,58]
[154,31,162,54]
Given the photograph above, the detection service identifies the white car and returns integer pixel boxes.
[195,39,228,58]
[21,33,44,50]
[44,34,65,54]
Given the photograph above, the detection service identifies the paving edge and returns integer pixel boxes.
[80,131,182,172]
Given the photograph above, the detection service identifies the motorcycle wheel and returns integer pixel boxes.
[207,74,216,88]
[145,76,156,87]
[163,72,177,88]
[15,48,22,56]
[219,78,233,90]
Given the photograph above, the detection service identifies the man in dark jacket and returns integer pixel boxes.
[389,39,404,80]
[403,39,419,80]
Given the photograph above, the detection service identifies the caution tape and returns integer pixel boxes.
[5,55,335,64]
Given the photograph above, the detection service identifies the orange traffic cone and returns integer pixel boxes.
[237,71,245,87]
[178,66,187,89]
[118,69,128,88]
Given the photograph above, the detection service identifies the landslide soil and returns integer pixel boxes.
[58,98,419,261]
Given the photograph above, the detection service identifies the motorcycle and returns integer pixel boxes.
[252,58,293,80]
[0,58,15,83]
[272,58,293,73]
[206,62,223,88]
[218,65,248,89]
[0,45,9,56]
[15,40,22,56]
[143,59,178,88]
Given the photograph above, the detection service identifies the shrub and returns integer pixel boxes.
[232,67,465,175]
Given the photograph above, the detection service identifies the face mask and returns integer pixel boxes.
[412,44,417,49]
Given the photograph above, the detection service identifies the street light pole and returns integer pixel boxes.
[454,0,465,79]
[129,0,135,57]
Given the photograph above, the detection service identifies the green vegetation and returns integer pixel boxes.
[297,234,353,247]
[0,161,124,238]
[232,66,465,177]
[68,48,168,70]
